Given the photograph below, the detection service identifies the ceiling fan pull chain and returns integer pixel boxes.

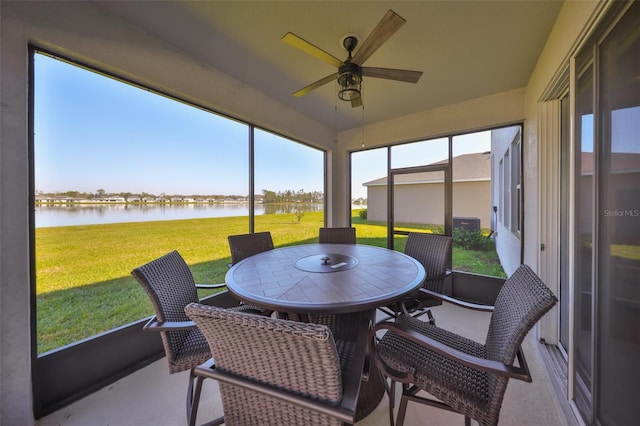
[361,103,365,148]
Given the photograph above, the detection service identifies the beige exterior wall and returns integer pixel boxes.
[366,186,387,222]
[367,180,490,228]
[453,181,492,227]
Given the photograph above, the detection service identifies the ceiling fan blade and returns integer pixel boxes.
[351,10,406,66]
[293,73,338,97]
[362,67,423,83]
[282,32,343,68]
[351,97,363,108]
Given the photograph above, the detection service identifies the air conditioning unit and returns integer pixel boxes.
[453,217,481,232]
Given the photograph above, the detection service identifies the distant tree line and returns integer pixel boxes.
[261,189,323,204]
[36,188,323,203]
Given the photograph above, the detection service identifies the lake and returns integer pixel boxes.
[35,203,326,228]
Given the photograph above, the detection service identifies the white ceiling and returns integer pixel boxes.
[91,1,563,132]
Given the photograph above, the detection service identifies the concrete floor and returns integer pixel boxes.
[36,304,576,426]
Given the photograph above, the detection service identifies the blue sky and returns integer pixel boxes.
[34,53,323,196]
[34,52,489,198]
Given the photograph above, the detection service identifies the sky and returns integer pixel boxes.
[34,52,489,199]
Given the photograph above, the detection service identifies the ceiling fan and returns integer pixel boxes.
[282,9,423,108]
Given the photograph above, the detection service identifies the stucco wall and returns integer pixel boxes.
[522,0,603,272]
[453,181,492,228]
[367,181,491,228]
[491,126,522,276]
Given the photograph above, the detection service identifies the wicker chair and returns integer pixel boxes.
[227,231,274,267]
[132,250,266,424]
[369,264,557,426]
[378,232,452,323]
[185,304,370,426]
[275,310,387,421]
[318,227,357,244]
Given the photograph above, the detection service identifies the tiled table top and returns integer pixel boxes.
[225,243,426,314]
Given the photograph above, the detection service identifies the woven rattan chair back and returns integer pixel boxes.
[227,231,274,266]
[132,250,210,374]
[481,264,558,421]
[377,233,452,322]
[404,232,451,293]
[185,304,345,425]
[318,227,357,244]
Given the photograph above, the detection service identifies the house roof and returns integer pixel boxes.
[363,152,490,187]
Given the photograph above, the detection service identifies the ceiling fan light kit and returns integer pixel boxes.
[337,56,362,102]
[282,9,422,108]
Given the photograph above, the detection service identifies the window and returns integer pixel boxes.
[351,147,388,224]
[33,52,325,354]
[351,130,507,278]
[572,3,640,423]
[510,134,522,234]
[499,159,504,223]
[493,130,522,237]
[254,128,325,234]
[503,149,511,229]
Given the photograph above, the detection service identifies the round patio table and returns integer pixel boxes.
[225,243,426,421]
[225,243,426,314]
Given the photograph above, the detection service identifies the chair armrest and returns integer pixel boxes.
[142,316,198,332]
[194,364,357,424]
[418,288,495,312]
[424,270,452,282]
[372,322,531,382]
[195,283,227,290]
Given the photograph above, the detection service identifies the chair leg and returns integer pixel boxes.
[188,373,205,426]
[376,306,398,322]
[186,369,196,422]
[411,308,436,325]
[426,309,436,325]
[396,391,410,426]
[388,380,396,426]
[465,416,471,426]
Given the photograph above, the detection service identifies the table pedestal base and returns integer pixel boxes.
[356,362,386,421]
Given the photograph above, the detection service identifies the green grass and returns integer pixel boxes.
[36,210,504,353]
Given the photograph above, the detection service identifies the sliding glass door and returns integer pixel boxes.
[573,3,640,423]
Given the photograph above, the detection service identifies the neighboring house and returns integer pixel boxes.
[363,152,491,228]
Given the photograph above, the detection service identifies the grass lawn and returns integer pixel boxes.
[36,210,504,353]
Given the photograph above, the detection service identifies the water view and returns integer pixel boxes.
[35,203,324,228]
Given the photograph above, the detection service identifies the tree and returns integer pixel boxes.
[294,189,306,223]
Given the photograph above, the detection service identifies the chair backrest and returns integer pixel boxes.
[404,233,452,292]
[484,264,557,421]
[227,231,274,265]
[486,264,557,363]
[132,250,201,369]
[185,303,345,425]
[319,227,357,244]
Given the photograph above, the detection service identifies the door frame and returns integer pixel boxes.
[386,163,452,249]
